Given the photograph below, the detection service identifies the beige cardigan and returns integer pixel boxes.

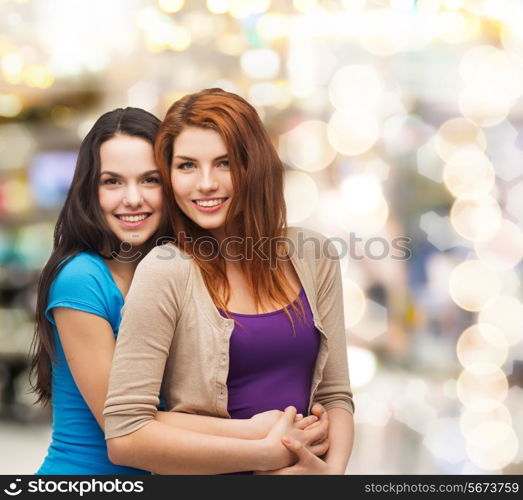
[104,227,354,439]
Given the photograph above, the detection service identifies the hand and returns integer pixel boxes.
[250,409,319,439]
[256,436,341,475]
[261,406,315,470]
[249,410,283,439]
[291,403,330,457]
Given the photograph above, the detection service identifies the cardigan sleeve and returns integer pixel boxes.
[313,238,355,414]
[103,244,191,439]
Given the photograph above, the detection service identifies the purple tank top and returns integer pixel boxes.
[221,288,321,419]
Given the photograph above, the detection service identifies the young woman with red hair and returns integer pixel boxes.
[103,89,354,474]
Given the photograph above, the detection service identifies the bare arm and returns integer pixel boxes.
[322,407,354,473]
[55,308,325,474]
[107,408,303,475]
[54,308,306,439]
[255,404,352,475]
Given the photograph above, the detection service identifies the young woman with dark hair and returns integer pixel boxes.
[32,106,324,475]
[103,89,354,474]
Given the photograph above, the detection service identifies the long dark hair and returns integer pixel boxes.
[30,107,170,405]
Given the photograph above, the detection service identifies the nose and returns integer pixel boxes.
[123,183,144,207]
[197,166,218,193]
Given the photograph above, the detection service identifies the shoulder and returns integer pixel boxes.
[52,251,108,289]
[47,252,116,323]
[134,243,193,286]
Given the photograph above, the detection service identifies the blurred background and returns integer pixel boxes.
[1,0,523,475]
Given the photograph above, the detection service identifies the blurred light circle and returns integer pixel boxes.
[215,33,247,56]
[460,402,512,441]
[0,124,36,170]
[449,260,500,311]
[443,147,495,200]
[479,295,523,346]
[158,0,185,13]
[2,179,33,213]
[466,422,518,471]
[240,49,280,79]
[460,46,522,103]
[342,278,366,328]
[437,11,480,44]
[0,94,23,117]
[293,0,318,13]
[459,87,511,127]
[206,0,229,14]
[434,117,487,162]
[456,324,508,371]
[256,13,288,40]
[450,196,502,242]
[279,120,336,172]
[328,65,382,111]
[181,11,223,44]
[347,346,376,389]
[418,0,441,12]
[229,0,271,18]
[22,65,55,88]
[1,52,23,84]
[283,170,318,223]
[338,195,389,237]
[248,82,290,108]
[340,174,382,216]
[168,26,191,51]
[501,14,523,53]
[456,364,508,411]
[336,192,389,236]
[363,156,390,182]
[475,219,523,270]
[341,0,366,11]
[328,110,379,156]
[360,9,409,56]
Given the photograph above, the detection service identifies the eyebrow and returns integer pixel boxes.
[100,169,160,177]
[173,154,228,162]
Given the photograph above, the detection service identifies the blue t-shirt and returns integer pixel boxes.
[36,251,149,475]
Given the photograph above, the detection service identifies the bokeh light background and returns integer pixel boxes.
[1,0,523,475]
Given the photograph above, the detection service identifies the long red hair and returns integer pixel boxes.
[155,88,301,316]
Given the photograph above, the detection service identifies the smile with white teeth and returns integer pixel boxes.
[117,214,149,222]
[194,198,227,207]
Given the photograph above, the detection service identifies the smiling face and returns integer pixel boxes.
[171,127,234,239]
[98,134,163,250]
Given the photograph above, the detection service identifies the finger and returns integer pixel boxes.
[282,435,310,462]
[284,406,297,420]
[308,438,329,457]
[295,413,303,421]
[302,420,320,431]
[311,403,326,418]
[294,415,318,430]
[304,421,327,444]
[278,406,297,426]
[306,415,328,439]
[269,406,298,436]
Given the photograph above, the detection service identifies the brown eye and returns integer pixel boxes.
[102,178,119,185]
[144,177,161,184]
